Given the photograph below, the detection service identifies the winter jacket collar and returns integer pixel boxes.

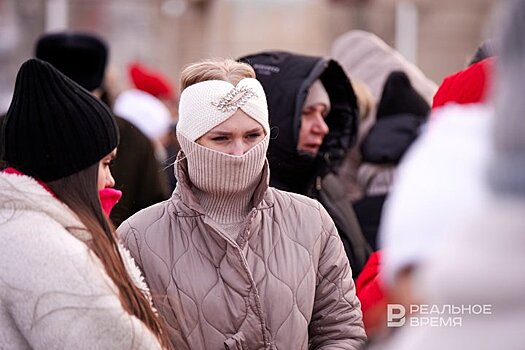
[0,171,92,242]
[3,167,53,194]
[3,167,122,217]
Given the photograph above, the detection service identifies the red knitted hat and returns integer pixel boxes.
[129,62,175,99]
[432,57,494,109]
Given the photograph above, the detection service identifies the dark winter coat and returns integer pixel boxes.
[356,114,426,249]
[353,194,387,251]
[110,116,170,226]
[360,113,426,165]
[239,51,372,277]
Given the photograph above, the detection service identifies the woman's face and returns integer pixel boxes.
[98,149,117,190]
[297,103,329,155]
[197,110,265,156]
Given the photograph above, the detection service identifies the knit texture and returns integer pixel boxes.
[177,133,269,225]
[2,58,119,182]
[177,78,269,142]
[432,57,494,109]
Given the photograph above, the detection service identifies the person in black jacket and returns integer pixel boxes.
[353,71,430,250]
[34,32,170,226]
[240,51,371,277]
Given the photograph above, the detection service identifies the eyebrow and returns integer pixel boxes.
[207,130,232,136]
[304,104,328,112]
[303,105,329,117]
[208,126,264,135]
[245,127,264,133]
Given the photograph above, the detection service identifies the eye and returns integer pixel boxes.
[246,132,262,140]
[211,136,228,142]
[302,107,315,116]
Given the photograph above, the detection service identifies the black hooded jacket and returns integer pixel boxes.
[240,51,358,193]
[240,51,371,277]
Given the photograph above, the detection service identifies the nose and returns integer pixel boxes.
[105,170,116,188]
[228,139,246,156]
[312,113,329,136]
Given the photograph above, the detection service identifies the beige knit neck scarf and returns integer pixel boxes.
[177,133,269,225]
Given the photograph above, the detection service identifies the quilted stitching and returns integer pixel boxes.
[118,176,366,349]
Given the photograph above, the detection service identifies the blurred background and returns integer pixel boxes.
[0,0,499,113]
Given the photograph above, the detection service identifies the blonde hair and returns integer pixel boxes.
[351,78,375,123]
[180,58,255,92]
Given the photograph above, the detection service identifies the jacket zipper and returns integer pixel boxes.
[236,209,271,349]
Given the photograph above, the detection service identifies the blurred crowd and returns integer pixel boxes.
[0,0,523,348]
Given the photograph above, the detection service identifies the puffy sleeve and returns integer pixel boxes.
[0,214,162,350]
[308,206,367,349]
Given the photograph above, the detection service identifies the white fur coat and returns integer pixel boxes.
[0,172,161,349]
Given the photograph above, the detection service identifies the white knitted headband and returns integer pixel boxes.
[177,78,269,141]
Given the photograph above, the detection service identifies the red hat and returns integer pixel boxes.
[432,57,494,109]
[129,62,175,99]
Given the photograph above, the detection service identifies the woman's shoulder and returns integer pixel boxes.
[0,209,90,259]
[117,199,174,235]
[267,186,325,214]
[264,187,336,246]
[0,209,111,296]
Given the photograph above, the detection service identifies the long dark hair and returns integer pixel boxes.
[47,163,171,349]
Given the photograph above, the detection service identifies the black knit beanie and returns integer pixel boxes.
[35,32,107,91]
[1,58,119,182]
[376,71,430,119]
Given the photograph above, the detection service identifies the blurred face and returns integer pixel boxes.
[97,149,117,190]
[197,110,265,156]
[297,103,330,155]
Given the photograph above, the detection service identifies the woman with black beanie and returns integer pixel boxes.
[0,59,170,349]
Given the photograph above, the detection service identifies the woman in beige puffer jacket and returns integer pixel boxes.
[118,58,366,350]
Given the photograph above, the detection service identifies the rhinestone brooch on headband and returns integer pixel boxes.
[212,85,257,113]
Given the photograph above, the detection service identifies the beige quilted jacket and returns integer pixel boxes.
[118,161,366,349]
